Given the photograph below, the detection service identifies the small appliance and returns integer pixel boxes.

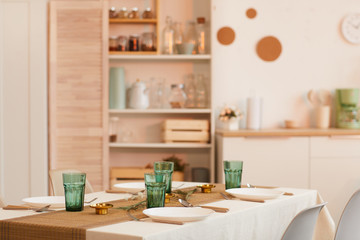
[335,88,360,129]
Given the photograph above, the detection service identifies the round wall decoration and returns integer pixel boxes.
[246,8,257,19]
[217,27,235,45]
[256,36,282,62]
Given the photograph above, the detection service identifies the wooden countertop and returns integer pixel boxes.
[216,128,360,137]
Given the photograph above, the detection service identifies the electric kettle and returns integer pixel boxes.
[129,79,149,109]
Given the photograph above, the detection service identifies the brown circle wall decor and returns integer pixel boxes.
[256,36,282,62]
[246,8,257,19]
[217,27,235,45]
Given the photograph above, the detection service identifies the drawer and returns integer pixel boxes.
[311,136,360,158]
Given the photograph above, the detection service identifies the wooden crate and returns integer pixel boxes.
[162,119,210,143]
[110,167,184,188]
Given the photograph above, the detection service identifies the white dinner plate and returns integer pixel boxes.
[225,188,284,200]
[143,207,214,222]
[22,196,65,208]
[113,181,196,194]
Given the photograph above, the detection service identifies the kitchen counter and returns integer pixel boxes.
[216,128,360,137]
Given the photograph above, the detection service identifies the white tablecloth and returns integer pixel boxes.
[87,187,335,240]
[0,187,335,240]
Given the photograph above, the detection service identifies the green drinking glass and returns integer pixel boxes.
[224,161,243,190]
[144,173,167,208]
[154,161,174,193]
[62,172,86,211]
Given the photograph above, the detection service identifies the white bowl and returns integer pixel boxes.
[176,43,195,54]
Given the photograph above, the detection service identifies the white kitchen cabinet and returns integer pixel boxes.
[310,136,360,225]
[216,135,310,188]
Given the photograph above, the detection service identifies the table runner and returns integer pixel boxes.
[0,185,225,240]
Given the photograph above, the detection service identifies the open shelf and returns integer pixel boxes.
[109,108,212,114]
[109,54,211,61]
[109,18,157,24]
[109,142,212,148]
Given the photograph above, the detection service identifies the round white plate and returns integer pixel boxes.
[113,182,145,194]
[22,196,65,208]
[113,181,196,194]
[225,188,284,200]
[143,207,214,222]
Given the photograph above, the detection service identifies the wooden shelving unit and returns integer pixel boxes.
[107,0,214,183]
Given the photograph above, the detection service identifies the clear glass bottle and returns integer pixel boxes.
[109,117,119,142]
[184,74,196,108]
[173,22,184,54]
[184,21,197,54]
[162,16,175,54]
[149,78,165,109]
[196,17,206,54]
[168,84,187,108]
[195,74,207,108]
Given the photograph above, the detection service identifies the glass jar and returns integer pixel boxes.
[128,7,139,19]
[118,7,128,19]
[162,16,175,54]
[168,84,186,108]
[141,32,156,51]
[109,7,118,18]
[129,35,140,51]
[142,7,153,19]
[117,36,127,51]
[109,36,118,51]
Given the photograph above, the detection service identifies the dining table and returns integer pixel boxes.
[0,182,335,240]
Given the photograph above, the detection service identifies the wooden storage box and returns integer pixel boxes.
[110,167,184,188]
[162,119,210,143]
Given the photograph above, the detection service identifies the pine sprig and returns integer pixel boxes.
[116,200,146,211]
[173,188,197,200]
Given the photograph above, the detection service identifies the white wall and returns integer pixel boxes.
[0,0,48,204]
[212,0,360,129]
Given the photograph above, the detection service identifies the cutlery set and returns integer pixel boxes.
[3,204,53,212]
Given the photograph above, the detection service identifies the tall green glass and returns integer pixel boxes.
[224,161,243,189]
[144,173,166,208]
[62,172,86,211]
[154,162,174,193]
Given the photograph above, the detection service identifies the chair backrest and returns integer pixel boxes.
[0,196,5,207]
[281,202,327,240]
[334,189,360,240]
[49,169,94,196]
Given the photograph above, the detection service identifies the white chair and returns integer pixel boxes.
[334,189,360,240]
[49,169,94,196]
[0,196,5,207]
[281,202,327,240]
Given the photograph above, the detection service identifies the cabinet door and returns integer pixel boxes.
[310,136,360,225]
[217,136,309,188]
[49,1,109,191]
[311,157,360,225]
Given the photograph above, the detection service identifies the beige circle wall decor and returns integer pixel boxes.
[217,27,235,45]
[256,36,282,61]
[246,8,257,19]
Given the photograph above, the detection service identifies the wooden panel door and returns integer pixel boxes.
[49,1,109,191]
